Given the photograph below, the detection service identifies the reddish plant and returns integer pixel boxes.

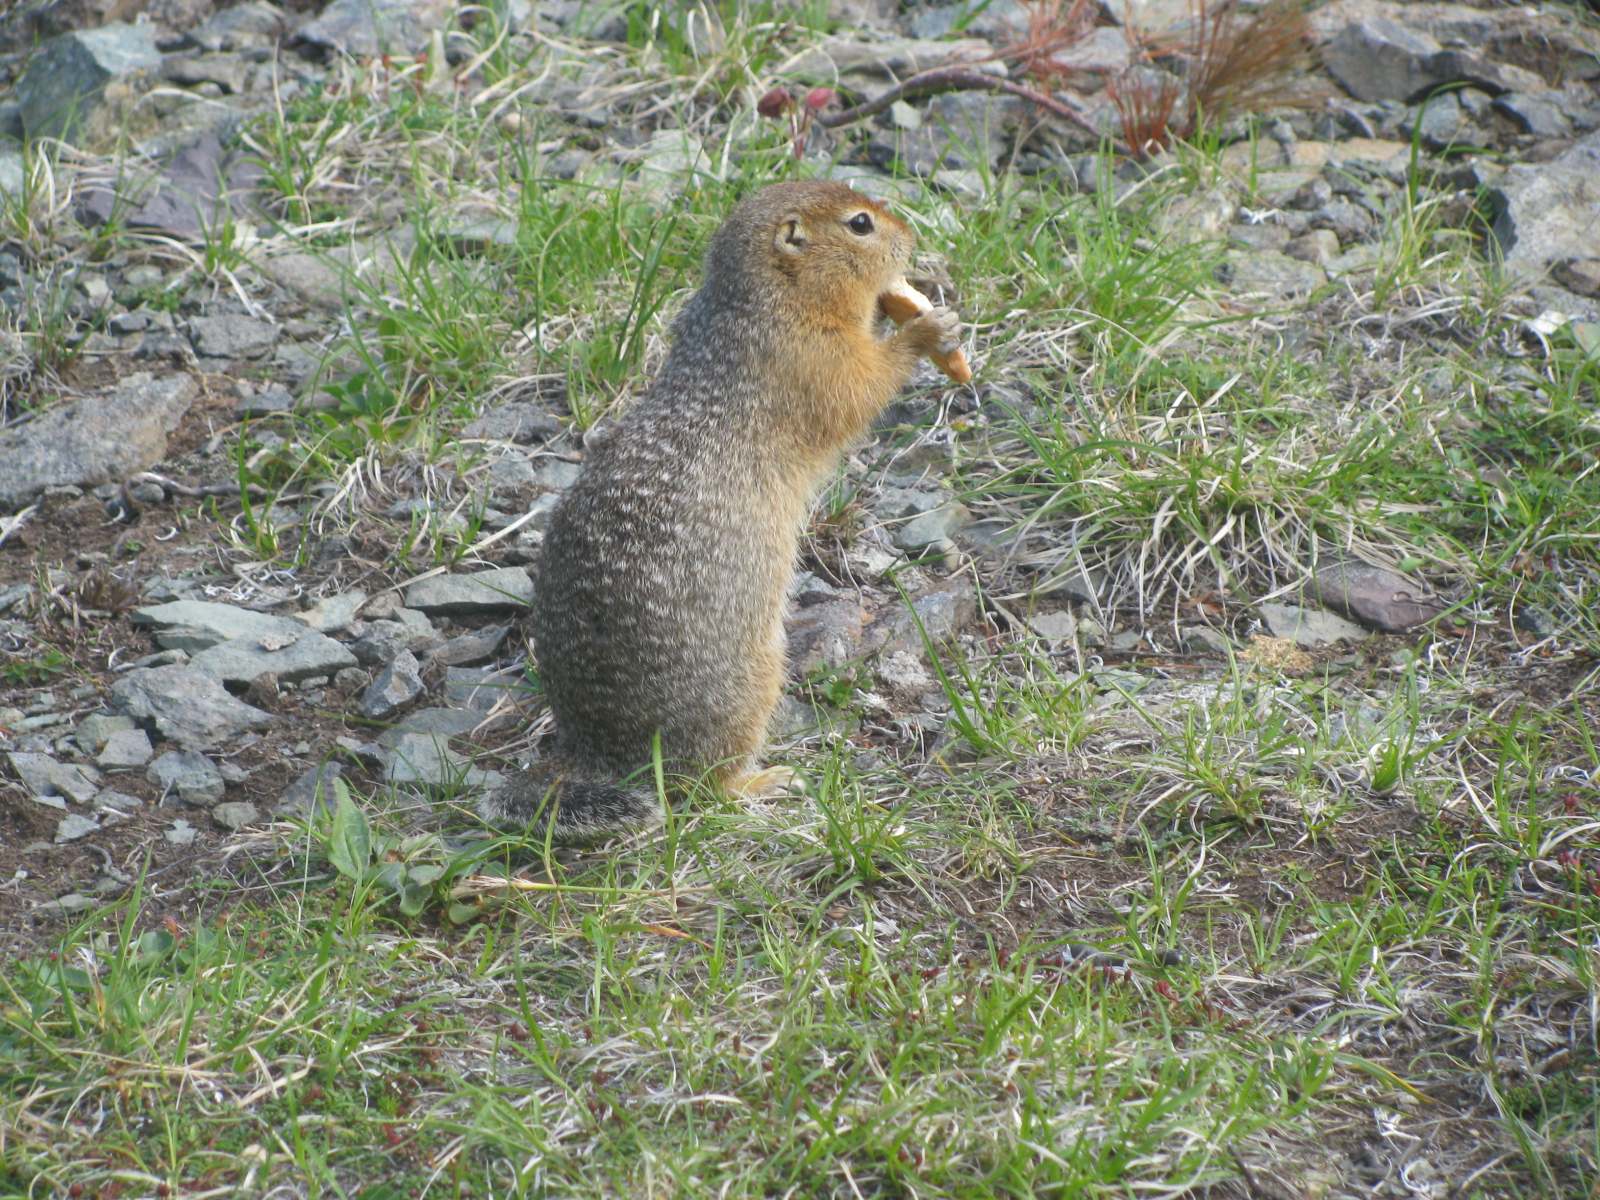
[757,85,839,160]
[1107,68,1184,159]
[999,0,1101,89]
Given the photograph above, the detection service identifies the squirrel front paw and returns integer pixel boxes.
[900,305,961,356]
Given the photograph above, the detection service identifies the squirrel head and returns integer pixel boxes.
[705,181,915,319]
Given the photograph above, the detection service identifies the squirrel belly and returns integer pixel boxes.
[478,181,963,840]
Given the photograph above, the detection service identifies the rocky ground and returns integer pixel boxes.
[1,0,1600,1195]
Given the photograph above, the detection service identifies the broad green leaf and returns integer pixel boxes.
[327,780,372,880]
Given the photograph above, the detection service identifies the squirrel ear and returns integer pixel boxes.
[774,214,807,257]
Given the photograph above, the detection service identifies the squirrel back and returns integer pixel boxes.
[479,181,962,838]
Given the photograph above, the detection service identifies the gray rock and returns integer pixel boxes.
[1259,603,1370,648]
[1181,625,1233,655]
[1048,26,1132,73]
[1026,611,1078,641]
[533,460,582,490]
[257,227,416,311]
[896,503,972,551]
[92,789,144,815]
[237,386,296,418]
[1487,157,1600,289]
[1321,18,1444,104]
[1228,222,1292,253]
[1495,93,1572,140]
[462,402,564,442]
[75,713,135,754]
[278,761,342,816]
[211,801,260,830]
[97,727,154,768]
[0,373,197,507]
[294,590,367,634]
[56,813,101,842]
[1222,251,1327,301]
[1311,560,1445,632]
[110,664,275,750]
[148,750,226,806]
[378,706,486,746]
[133,599,299,649]
[429,625,511,667]
[350,619,437,665]
[78,134,264,243]
[876,649,935,691]
[868,580,978,659]
[443,665,531,711]
[8,753,102,803]
[165,819,198,846]
[16,23,162,144]
[787,600,868,675]
[36,892,96,917]
[1402,91,1464,149]
[384,731,503,791]
[869,92,1019,175]
[192,1,287,52]
[361,650,424,720]
[296,0,454,57]
[162,54,249,95]
[405,567,534,614]
[187,315,278,359]
[1284,230,1340,265]
[782,37,1001,81]
[188,627,358,687]
[873,487,947,520]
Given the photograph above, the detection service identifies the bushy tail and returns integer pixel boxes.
[477,761,661,840]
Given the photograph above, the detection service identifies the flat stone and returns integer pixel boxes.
[1487,160,1600,289]
[361,650,424,720]
[148,750,226,806]
[0,373,197,507]
[295,0,454,57]
[78,134,264,243]
[278,761,342,816]
[16,23,162,144]
[1049,26,1132,72]
[909,0,1027,39]
[874,487,947,520]
[162,53,249,95]
[533,460,582,491]
[293,590,367,634]
[462,403,564,442]
[896,503,972,551]
[1495,93,1571,140]
[8,753,103,803]
[110,664,275,750]
[256,228,416,311]
[211,801,260,830]
[384,731,502,791]
[378,707,486,746]
[781,37,1002,81]
[97,727,154,768]
[187,315,278,359]
[876,649,935,691]
[1284,230,1341,265]
[429,625,511,668]
[1223,251,1327,301]
[1181,626,1233,655]
[193,2,287,52]
[55,813,102,842]
[1259,603,1371,648]
[1402,91,1464,149]
[867,579,978,660]
[1311,560,1445,632]
[1321,17,1444,104]
[165,819,197,846]
[188,627,358,686]
[92,789,144,814]
[405,567,533,614]
[36,892,96,917]
[787,600,869,675]
[1026,611,1078,641]
[442,666,531,712]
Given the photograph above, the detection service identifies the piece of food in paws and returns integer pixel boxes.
[879,279,972,383]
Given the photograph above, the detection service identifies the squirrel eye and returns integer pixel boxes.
[847,212,874,235]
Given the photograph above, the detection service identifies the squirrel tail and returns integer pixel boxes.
[477,761,662,840]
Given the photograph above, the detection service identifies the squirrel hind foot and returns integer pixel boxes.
[727,766,808,800]
[478,766,661,840]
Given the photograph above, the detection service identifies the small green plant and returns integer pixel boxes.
[320,780,457,918]
[0,647,71,686]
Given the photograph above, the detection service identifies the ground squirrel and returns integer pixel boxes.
[479,180,964,838]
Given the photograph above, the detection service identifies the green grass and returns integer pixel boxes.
[5,6,1600,1196]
